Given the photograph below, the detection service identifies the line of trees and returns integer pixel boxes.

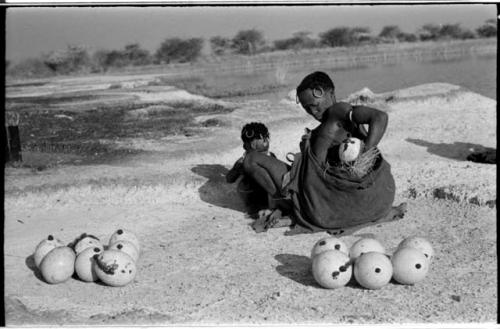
[7,19,496,77]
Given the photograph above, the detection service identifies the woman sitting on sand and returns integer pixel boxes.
[240,71,407,235]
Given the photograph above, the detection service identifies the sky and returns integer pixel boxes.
[5,4,497,62]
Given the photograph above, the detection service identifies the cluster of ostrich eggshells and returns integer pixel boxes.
[33,229,140,287]
[311,236,434,290]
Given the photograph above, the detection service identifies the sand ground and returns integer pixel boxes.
[3,77,497,325]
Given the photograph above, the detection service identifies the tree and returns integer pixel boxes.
[155,38,204,63]
[476,19,497,38]
[397,32,418,42]
[91,44,152,71]
[320,26,371,47]
[379,25,403,40]
[210,36,232,56]
[350,27,372,43]
[457,29,476,40]
[99,50,126,68]
[8,58,54,78]
[273,31,317,51]
[418,24,441,41]
[438,23,475,39]
[319,27,353,47]
[378,25,417,42]
[91,50,110,72]
[231,29,265,55]
[122,43,151,65]
[273,38,299,51]
[43,45,91,74]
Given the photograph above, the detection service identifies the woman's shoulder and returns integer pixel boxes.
[326,102,352,119]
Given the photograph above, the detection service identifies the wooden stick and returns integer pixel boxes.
[5,112,20,126]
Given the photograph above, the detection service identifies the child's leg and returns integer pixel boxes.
[243,151,289,198]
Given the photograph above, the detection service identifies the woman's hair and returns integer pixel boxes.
[296,71,335,94]
[241,122,270,144]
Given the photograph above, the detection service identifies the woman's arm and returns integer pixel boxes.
[351,105,388,150]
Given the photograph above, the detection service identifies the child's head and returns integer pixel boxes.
[241,122,270,152]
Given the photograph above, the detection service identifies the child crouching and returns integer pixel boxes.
[226,122,292,231]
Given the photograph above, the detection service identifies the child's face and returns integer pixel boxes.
[248,137,269,153]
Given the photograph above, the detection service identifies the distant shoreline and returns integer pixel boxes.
[6,38,496,82]
[123,38,497,77]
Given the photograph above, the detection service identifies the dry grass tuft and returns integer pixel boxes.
[328,147,380,179]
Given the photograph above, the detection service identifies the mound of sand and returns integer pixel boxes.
[4,82,496,325]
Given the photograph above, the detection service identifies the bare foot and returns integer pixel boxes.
[284,225,313,236]
[258,209,273,218]
[264,209,293,230]
[252,209,293,233]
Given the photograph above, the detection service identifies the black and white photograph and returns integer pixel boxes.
[3,2,497,326]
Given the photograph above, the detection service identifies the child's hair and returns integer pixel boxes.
[241,122,270,144]
[296,71,335,94]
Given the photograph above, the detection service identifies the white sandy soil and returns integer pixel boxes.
[4,79,497,325]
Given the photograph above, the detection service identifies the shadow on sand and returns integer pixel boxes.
[274,253,366,290]
[191,164,247,213]
[275,254,317,287]
[25,254,45,282]
[406,138,496,163]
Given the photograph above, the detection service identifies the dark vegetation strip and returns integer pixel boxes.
[12,100,233,159]
[150,76,289,99]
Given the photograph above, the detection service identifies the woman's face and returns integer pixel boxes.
[298,88,335,121]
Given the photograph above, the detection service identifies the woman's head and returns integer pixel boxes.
[296,71,336,121]
[241,122,270,152]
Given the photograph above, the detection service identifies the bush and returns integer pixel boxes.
[43,45,91,74]
[155,37,204,63]
[350,27,372,43]
[476,19,497,38]
[418,24,441,41]
[7,57,54,78]
[378,26,417,43]
[210,36,232,56]
[379,25,403,39]
[439,23,462,38]
[320,26,372,47]
[232,29,265,55]
[417,23,476,41]
[92,44,152,71]
[94,50,126,70]
[397,32,418,42]
[458,29,476,40]
[91,50,113,72]
[122,43,152,66]
[273,31,318,51]
[320,27,351,47]
[439,23,475,39]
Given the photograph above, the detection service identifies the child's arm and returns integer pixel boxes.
[226,157,244,183]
